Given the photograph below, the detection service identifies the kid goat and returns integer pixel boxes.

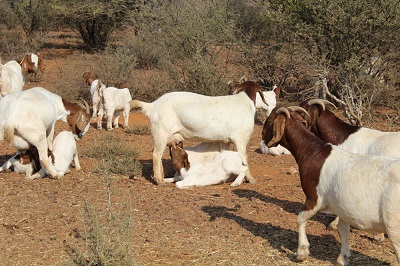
[167,141,248,188]
[0,87,91,179]
[262,106,400,266]
[130,81,268,184]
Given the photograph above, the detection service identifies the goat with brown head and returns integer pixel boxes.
[62,99,92,139]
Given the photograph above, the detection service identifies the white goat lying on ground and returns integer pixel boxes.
[166,141,248,188]
[165,137,230,181]
[259,140,291,156]
[98,83,132,130]
[130,80,267,184]
[262,106,400,266]
[0,149,40,176]
[29,131,81,179]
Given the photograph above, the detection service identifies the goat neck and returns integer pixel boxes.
[300,101,359,145]
[237,81,268,107]
[262,108,332,210]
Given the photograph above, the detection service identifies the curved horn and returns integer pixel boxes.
[82,99,90,115]
[258,88,268,106]
[276,107,290,118]
[307,99,337,111]
[287,106,309,117]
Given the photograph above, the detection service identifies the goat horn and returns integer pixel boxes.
[276,107,290,118]
[287,106,309,117]
[258,88,268,106]
[307,99,337,111]
[82,99,90,115]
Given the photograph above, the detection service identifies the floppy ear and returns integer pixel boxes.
[267,115,286,147]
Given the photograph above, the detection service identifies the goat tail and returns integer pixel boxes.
[129,100,152,117]
[5,125,14,146]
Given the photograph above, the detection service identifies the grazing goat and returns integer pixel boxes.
[229,81,284,117]
[262,106,400,266]
[0,59,25,97]
[130,81,268,184]
[19,53,44,76]
[29,131,81,179]
[300,98,400,240]
[0,87,91,179]
[259,140,291,156]
[98,85,132,130]
[168,141,248,188]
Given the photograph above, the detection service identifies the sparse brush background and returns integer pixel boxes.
[2,0,400,126]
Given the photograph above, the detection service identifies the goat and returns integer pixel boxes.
[98,85,132,130]
[0,87,91,179]
[0,149,41,176]
[229,81,284,117]
[29,131,81,179]
[300,98,400,240]
[130,80,268,184]
[262,106,400,266]
[165,137,230,182]
[168,141,248,188]
[0,59,25,97]
[19,53,44,76]
[259,140,291,156]
[82,71,105,123]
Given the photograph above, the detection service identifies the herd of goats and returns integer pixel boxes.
[1,52,400,265]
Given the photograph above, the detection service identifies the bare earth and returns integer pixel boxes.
[0,46,396,266]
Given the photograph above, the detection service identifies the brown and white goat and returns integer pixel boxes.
[262,106,400,266]
[130,80,268,184]
[19,53,44,76]
[167,141,248,189]
[0,87,91,179]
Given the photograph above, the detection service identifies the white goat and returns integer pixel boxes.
[0,59,25,97]
[82,72,105,123]
[167,142,248,188]
[165,137,230,181]
[263,106,400,266]
[0,87,91,179]
[98,85,132,130]
[259,140,291,156]
[29,131,81,179]
[0,149,40,176]
[130,80,267,184]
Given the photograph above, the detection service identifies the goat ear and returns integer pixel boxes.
[267,115,286,147]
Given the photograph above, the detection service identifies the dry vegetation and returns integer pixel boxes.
[0,30,398,266]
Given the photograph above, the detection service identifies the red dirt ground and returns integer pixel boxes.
[0,43,397,266]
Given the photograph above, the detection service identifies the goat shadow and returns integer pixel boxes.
[233,189,334,227]
[201,203,390,265]
[139,158,175,185]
